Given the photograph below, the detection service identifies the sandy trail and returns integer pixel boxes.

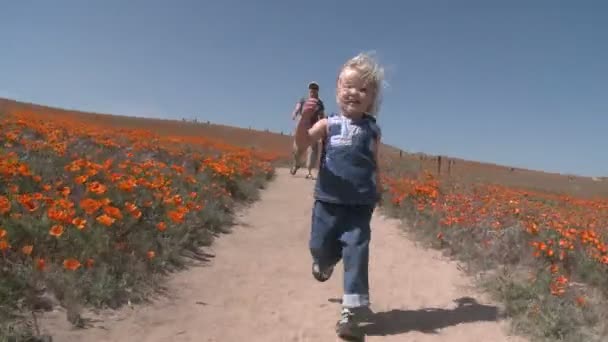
[39,168,526,341]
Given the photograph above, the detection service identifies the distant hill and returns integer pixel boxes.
[1,97,606,198]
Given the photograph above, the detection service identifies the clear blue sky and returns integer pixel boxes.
[1,1,607,177]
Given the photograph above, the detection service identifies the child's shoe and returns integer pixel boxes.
[335,308,363,340]
[312,262,334,282]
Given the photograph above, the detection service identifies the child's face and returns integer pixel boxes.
[337,67,374,117]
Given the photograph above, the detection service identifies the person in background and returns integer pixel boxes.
[290,81,325,179]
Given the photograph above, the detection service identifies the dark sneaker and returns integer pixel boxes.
[335,308,363,340]
[312,262,334,282]
[290,165,299,175]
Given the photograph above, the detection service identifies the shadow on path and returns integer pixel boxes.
[331,296,502,336]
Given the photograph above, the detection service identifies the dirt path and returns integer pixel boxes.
[39,168,526,341]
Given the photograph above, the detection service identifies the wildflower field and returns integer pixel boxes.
[0,110,280,340]
[2,99,608,342]
[380,164,608,341]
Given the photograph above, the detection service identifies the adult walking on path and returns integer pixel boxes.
[290,81,325,179]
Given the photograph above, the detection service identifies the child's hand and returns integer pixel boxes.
[301,98,319,119]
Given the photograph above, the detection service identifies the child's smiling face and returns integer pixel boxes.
[336,67,375,118]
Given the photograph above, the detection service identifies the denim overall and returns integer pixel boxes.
[310,112,381,308]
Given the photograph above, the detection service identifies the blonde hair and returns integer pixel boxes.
[338,51,386,116]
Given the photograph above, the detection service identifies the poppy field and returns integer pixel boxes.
[380,168,608,341]
[1,99,607,342]
[0,110,279,339]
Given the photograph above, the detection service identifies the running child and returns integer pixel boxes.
[294,52,384,340]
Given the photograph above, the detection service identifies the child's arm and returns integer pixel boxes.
[295,99,327,150]
[295,118,327,150]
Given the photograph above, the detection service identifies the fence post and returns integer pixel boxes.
[447,159,452,177]
[437,156,442,175]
